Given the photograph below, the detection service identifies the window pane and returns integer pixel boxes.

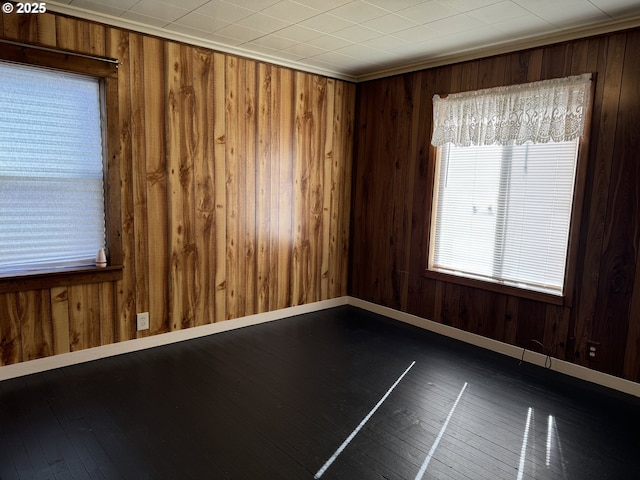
[0,61,105,274]
[501,142,577,290]
[434,144,501,277]
[430,140,578,295]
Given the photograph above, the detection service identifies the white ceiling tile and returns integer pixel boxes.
[491,13,558,36]
[444,0,503,13]
[293,0,352,9]
[175,12,229,32]
[362,0,427,13]
[306,34,353,50]
[242,42,281,56]
[196,1,253,23]
[120,11,170,27]
[261,0,320,23]
[309,50,366,68]
[466,1,530,24]
[227,0,281,11]
[310,50,354,63]
[335,43,384,58]
[420,28,496,52]
[427,13,484,34]
[332,24,381,42]
[214,23,266,42]
[277,50,311,61]
[449,24,505,46]
[588,0,640,18]
[205,31,244,46]
[282,43,327,58]
[397,1,460,23]
[513,0,610,27]
[235,13,289,33]
[362,34,410,50]
[130,0,189,22]
[392,24,441,42]
[274,24,324,42]
[298,56,342,71]
[158,0,210,10]
[89,0,138,9]
[388,39,435,58]
[250,34,300,49]
[363,13,419,34]
[329,0,389,23]
[298,13,354,33]
[69,0,126,17]
[164,23,210,37]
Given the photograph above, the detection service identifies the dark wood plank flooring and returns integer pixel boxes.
[1,306,639,479]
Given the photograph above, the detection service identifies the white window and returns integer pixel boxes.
[428,74,591,297]
[0,60,106,275]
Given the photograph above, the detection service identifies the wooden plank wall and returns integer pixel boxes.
[351,28,640,383]
[0,12,355,366]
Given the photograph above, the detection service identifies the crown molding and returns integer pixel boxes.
[355,15,640,82]
[45,2,640,83]
[45,1,359,82]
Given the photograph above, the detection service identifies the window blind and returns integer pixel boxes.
[0,60,106,274]
[430,140,578,295]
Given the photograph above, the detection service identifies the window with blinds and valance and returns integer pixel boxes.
[427,74,592,299]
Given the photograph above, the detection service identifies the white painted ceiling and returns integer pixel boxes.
[49,0,640,81]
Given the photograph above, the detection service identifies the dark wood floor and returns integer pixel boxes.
[1,306,639,479]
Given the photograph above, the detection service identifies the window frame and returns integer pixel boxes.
[0,41,122,293]
[422,80,595,307]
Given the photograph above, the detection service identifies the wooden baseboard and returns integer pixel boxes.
[347,296,640,398]
[0,297,349,381]
[3,294,638,398]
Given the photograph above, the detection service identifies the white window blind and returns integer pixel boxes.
[430,140,578,295]
[429,75,591,296]
[0,60,106,275]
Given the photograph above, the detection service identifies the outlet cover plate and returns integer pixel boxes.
[136,312,149,331]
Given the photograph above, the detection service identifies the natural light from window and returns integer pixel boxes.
[431,140,578,295]
[0,61,106,275]
[428,73,591,298]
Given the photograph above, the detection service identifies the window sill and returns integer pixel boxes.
[0,265,124,294]
[422,269,571,307]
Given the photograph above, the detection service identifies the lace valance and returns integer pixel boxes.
[431,73,592,147]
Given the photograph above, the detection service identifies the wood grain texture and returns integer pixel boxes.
[0,13,354,366]
[129,33,150,337]
[256,63,271,314]
[213,52,227,323]
[167,41,197,331]
[143,35,170,334]
[107,27,136,343]
[0,293,22,365]
[350,29,640,383]
[193,46,216,327]
[50,287,70,356]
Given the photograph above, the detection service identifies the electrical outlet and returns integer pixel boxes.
[586,339,600,359]
[136,312,149,331]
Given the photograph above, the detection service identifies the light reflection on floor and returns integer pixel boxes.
[518,408,568,479]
